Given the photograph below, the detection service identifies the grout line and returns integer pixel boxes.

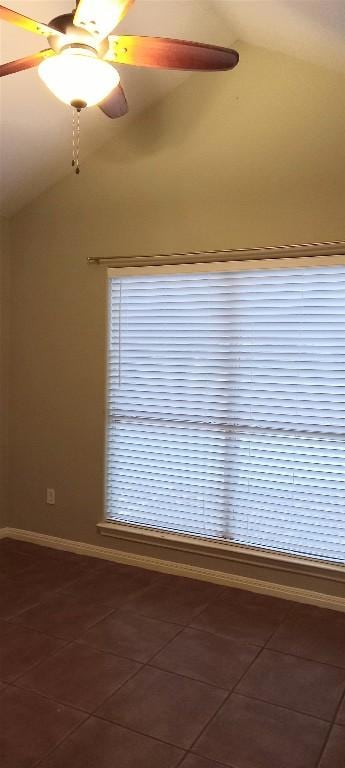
[80,585,249,753]
[184,599,296,760]
[74,582,227,631]
[8,582,120,637]
[186,601,345,672]
[252,645,345,674]
[8,653,145,732]
[9,635,91,687]
[335,690,345,724]
[146,641,345,745]
[8,677,91,716]
[315,686,345,767]
[147,642,345,707]
[146,624,206,665]
[145,658,237,694]
[93,709,197,754]
[8,606,117,641]
[4,637,71,685]
[174,751,236,768]
[314,722,335,767]
[8,570,345,669]
[32,714,93,768]
[227,691,333,725]
[2,598,55,624]
[3,548,345,767]
[5,614,75,641]
[76,606,186,653]
[182,654,262,762]
[4,673,205,766]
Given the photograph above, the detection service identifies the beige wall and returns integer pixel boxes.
[8,43,345,589]
[0,216,10,526]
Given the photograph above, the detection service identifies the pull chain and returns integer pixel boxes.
[71,107,81,175]
[71,109,76,168]
[76,109,81,175]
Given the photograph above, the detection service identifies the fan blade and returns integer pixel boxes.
[74,0,134,41]
[0,49,55,77]
[99,84,128,118]
[106,35,239,71]
[0,4,63,38]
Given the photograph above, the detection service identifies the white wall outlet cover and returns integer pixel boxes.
[46,488,55,505]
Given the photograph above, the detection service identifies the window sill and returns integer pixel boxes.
[97,520,345,584]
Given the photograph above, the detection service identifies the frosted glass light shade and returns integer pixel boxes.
[39,49,119,107]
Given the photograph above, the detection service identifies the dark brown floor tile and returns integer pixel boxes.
[0,549,34,576]
[97,665,227,749]
[17,641,140,712]
[1,540,70,561]
[3,540,101,567]
[21,558,90,591]
[0,618,13,636]
[0,538,14,549]
[38,716,183,768]
[318,725,345,768]
[336,693,345,724]
[180,756,228,768]
[75,558,150,577]
[62,567,157,608]
[126,577,223,625]
[0,572,10,593]
[237,648,345,721]
[1,539,129,573]
[0,685,85,768]
[80,609,181,662]
[13,591,114,639]
[268,604,345,667]
[153,627,259,689]
[0,578,51,620]
[65,553,114,568]
[192,588,291,646]
[0,620,65,682]
[194,693,329,768]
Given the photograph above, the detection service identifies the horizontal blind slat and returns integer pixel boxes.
[106,263,345,564]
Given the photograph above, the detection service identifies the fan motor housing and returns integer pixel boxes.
[48,14,109,57]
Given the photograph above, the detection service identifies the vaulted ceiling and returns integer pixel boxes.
[1,0,344,216]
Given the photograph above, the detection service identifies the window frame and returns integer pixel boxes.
[101,253,345,576]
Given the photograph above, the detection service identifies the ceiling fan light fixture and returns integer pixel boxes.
[38,47,119,107]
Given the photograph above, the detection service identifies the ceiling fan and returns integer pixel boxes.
[0,0,239,118]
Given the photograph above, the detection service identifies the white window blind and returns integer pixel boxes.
[106,260,345,565]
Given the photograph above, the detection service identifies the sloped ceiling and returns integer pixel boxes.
[0,0,344,216]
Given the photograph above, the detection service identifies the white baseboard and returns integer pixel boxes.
[2,526,345,613]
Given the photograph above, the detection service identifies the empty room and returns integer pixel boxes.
[0,1,345,767]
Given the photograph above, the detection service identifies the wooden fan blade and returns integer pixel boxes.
[106,35,239,71]
[0,4,63,38]
[99,84,128,118]
[74,0,134,41]
[0,49,55,78]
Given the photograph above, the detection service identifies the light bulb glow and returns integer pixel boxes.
[38,49,119,107]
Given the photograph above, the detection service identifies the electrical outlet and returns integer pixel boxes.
[46,488,55,505]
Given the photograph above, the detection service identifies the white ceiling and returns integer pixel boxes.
[1,0,344,216]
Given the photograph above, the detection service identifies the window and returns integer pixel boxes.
[106,259,345,565]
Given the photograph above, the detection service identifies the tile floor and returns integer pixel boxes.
[0,537,345,768]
